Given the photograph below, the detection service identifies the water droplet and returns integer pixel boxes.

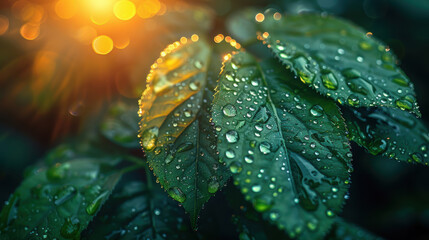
[342,68,361,79]
[359,41,372,50]
[252,185,262,192]
[226,130,239,143]
[165,153,175,164]
[253,106,269,123]
[168,187,186,203]
[189,81,199,91]
[395,98,413,111]
[208,178,220,194]
[194,60,203,69]
[225,72,234,82]
[86,191,109,215]
[347,94,360,106]
[46,163,70,181]
[392,77,409,87]
[321,72,338,90]
[184,110,192,118]
[229,162,242,174]
[259,142,271,155]
[294,56,315,84]
[54,186,77,206]
[140,127,159,151]
[347,78,376,96]
[368,138,387,155]
[307,219,318,231]
[244,155,254,164]
[223,104,237,117]
[60,217,80,239]
[177,142,193,153]
[253,198,272,212]
[326,210,335,217]
[310,105,324,117]
[269,212,279,220]
[411,153,422,163]
[225,149,236,159]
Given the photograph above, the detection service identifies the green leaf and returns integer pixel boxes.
[235,10,420,115]
[138,38,232,227]
[0,158,122,240]
[343,106,429,165]
[212,52,352,239]
[326,219,383,240]
[83,180,196,239]
[100,101,140,149]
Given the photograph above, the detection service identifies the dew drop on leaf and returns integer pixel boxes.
[54,186,77,206]
[60,217,80,239]
[167,187,186,203]
[223,104,237,117]
[259,142,271,155]
[253,198,272,212]
[86,191,109,216]
[141,127,159,151]
[321,72,338,90]
[229,162,242,174]
[226,130,239,143]
[225,149,236,159]
[208,178,220,194]
[310,105,324,117]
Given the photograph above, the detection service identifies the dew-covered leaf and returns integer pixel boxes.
[326,220,383,240]
[100,101,140,149]
[237,10,420,115]
[83,180,196,240]
[0,158,122,240]
[138,38,232,227]
[343,106,429,165]
[212,52,352,239]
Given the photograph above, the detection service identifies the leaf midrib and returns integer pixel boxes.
[254,61,300,198]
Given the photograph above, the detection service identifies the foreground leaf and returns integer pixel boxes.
[212,52,352,239]
[237,10,420,115]
[100,101,140,149]
[83,179,196,239]
[138,38,232,227]
[0,158,121,240]
[343,106,429,165]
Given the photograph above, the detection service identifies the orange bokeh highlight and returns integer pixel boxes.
[0,15,9,35]
[92,35,114,55]
[114,36,130,49]
[55,0,77,19]
[20,23,40,40]
[114,0,136,21]
[255,13,265,22]
[137,0,161,19]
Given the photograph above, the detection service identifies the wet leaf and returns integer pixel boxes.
[231,9,420,115]
[138,38,232,227]
[100,101,140,149]
[212,52,352,239]
[343,106,429,165]
[83,180,196,240]
[0,158,121,240]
